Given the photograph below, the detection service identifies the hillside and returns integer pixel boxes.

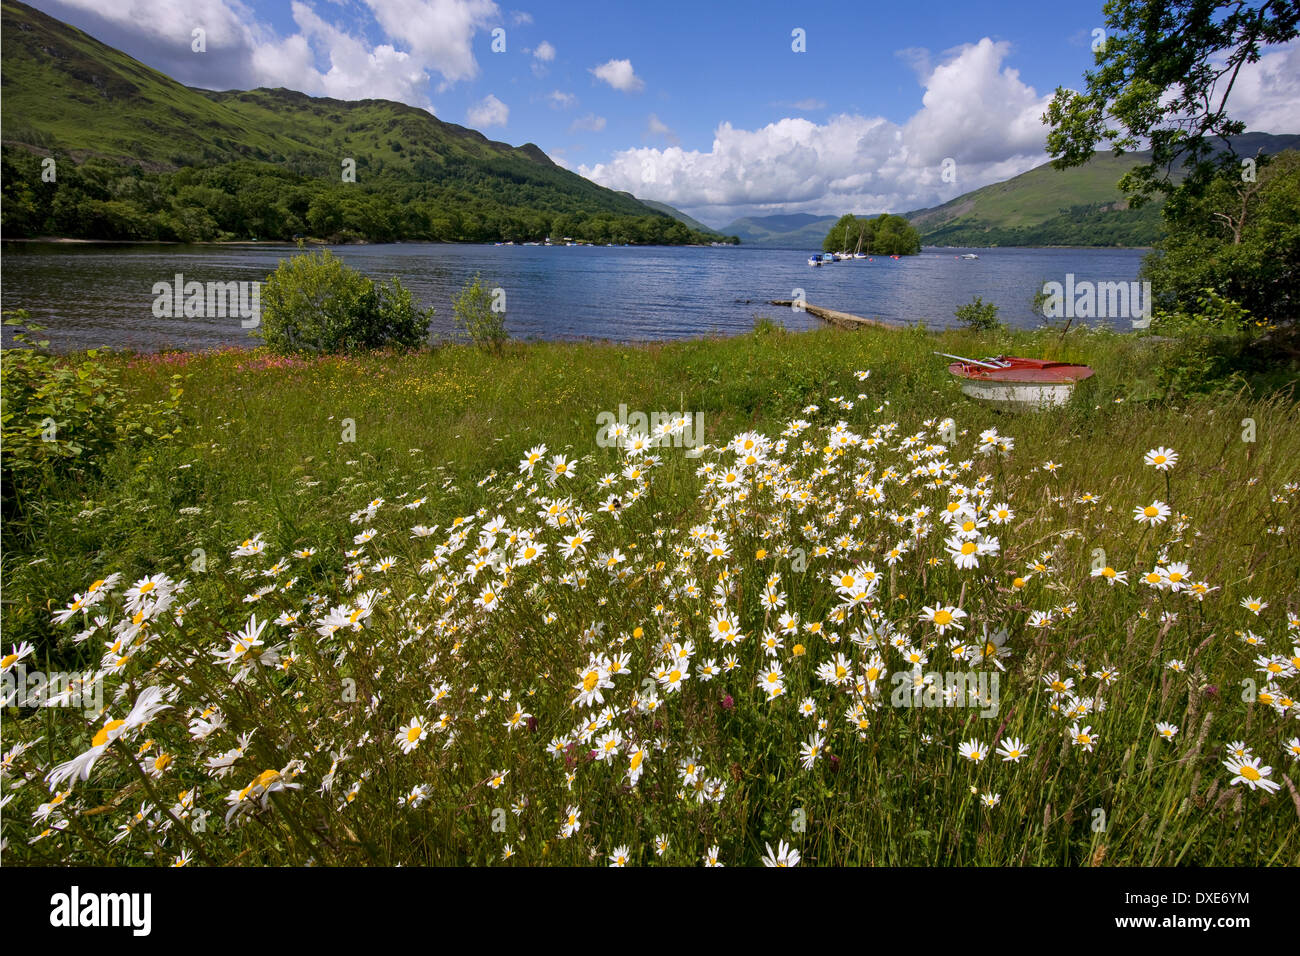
[636,199,734,238]
[905,132,1299,247]
[719,213,839,247]
[0,0,722,245]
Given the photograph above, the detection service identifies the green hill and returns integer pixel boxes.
[0,0,718,245]
[904,133,1299,246]
[719,213,839,247]
[635,199,733,238]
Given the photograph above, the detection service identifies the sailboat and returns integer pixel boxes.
[853,224,867,259]
[833,220,855,261]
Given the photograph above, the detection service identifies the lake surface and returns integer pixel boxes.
[0,242,1149,352]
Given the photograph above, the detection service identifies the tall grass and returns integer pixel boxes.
[2,324,1297,865]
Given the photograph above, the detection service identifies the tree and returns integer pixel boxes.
[823,213,921,255]
[259,247,432,355]
[823,214,861,253]
[1142,149,1299,321]
[1044,0,1300,204]
[451,273,508,353]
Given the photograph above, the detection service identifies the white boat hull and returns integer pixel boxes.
[958,378,1075,411]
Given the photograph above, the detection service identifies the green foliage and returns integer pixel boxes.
[954,296,1003,332]
[752,314,785,335]
[1145,290,1277,399]
[0,310,183,516]
[924,200,1165,247]
[451,273,508,353]
[1044,0,1299,204]
[822,213,921,255]
[258,247,433,356]
[1142,150,1300,324]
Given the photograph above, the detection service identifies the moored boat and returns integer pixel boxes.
[940,354,1094,410]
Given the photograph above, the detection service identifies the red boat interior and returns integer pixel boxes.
[947,356,1096,383]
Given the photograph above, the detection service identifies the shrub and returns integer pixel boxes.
[451,272,508,353]
[258,247,433,355]
[752,314,784,335]
[0,311,183,516]
[955,295,1003,332]
[1146,289,1273,398]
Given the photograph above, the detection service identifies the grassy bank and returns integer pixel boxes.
[3,322,1298,865]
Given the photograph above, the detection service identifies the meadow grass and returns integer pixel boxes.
[2,321,1298,866]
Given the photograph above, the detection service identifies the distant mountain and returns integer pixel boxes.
[719,213,839,248]
[0,0,718,245]
[636,199,733,238]
[903,132,1300,247]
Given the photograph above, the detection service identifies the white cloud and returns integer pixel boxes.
[1217,40,1300,132]
[644,113,678,145]
[533,39,555,62]
[901,38,1049,166]
[30,0,499,108]
[467,93,509,127]
[569,113,606,133]
[547,90,577,109]
[510,9,532,25]
[791,98,826,111]
[580,39,1051,221]
[590,58,644,93]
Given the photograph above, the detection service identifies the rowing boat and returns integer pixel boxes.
[940,354,1095,411]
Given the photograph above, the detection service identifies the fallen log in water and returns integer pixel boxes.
[768,301,904,330]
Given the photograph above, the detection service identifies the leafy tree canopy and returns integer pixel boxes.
[1044,0,1300,205]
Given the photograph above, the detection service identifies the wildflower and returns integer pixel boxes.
[996,737,1029,762]
[1155,722,1178,741]
[396,717,427,754]
[1091,565,1128,586]
[545,454,575,485]
[1143,447,1178,471]
[1223,756,1281,793]
[757,663,785,700]
[1240,596,1268,616]
[559,805,581,838]
[0,641,34,673]
[703,845,723,867]
[958,739,988,763]
[1069,723,1098,752]
[45,686,172,789]
[762,840,801,867]
[799,732,825,771]
[1133,501,1171,526]
[920,604,967,635]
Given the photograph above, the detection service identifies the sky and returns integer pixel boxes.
[27,0,1300,229]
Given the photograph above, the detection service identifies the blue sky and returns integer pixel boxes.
[28,0,1300,227]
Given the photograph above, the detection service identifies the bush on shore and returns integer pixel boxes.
[258,247,433,356]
